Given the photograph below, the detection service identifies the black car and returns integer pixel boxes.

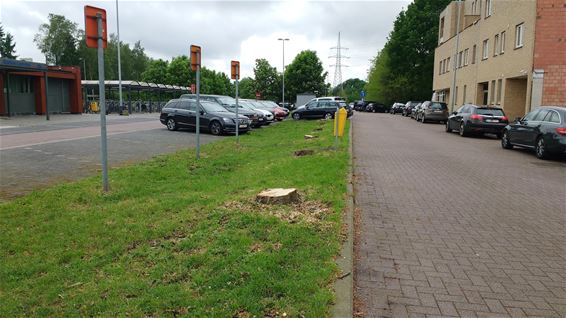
[402,101,420,117]
[410,103,423,119]
[354,100,368,111]
[181,94,263,127]
[501,106,566,159]
[390,103,405,114]
[292,100,352,120]
[445,104,509,137]
[160,99,250,135]
[365,102,387,113]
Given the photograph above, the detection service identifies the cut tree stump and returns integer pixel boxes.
[256,188,300,204]
[304,134,318,139]
[294,149,314,156]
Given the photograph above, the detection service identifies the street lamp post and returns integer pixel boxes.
[116,0,123,113]
[278,38,289,107]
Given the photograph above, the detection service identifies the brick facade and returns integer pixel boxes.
[534,0,566,106]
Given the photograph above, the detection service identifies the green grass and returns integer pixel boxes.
[0,119,350,317]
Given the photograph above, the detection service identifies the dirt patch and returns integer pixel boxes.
[222,199,331,225]
[294,149,314,157]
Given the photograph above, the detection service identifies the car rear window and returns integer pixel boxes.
[338,102,347,107]
[430,102,447,110]
[476,108,504,116]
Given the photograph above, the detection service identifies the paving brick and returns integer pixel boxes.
[352,114,566,318]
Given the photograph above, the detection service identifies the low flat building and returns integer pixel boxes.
[433,0,565,120]
[0,58,82,116]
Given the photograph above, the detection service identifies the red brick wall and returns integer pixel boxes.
[534,0,566,106]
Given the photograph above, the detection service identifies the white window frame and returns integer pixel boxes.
[472,45,477,64]
[515,23,524,48]
[482,39,489,60]
[500,31,506,54]
[447,57,450,72]
[458,51,463,68]
[464,48,469,66]
[485,0,492,18]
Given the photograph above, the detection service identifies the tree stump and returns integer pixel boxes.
[256,188,300,204]
[304,134,318,139]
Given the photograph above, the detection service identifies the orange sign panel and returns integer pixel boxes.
[231,61,240,80]
[191,45,201,71]
[84,6,107,49]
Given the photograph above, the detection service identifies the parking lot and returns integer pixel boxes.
[353,112,565,317]
[0,114,220,199]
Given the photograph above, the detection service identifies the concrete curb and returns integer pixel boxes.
[331,119,354,317]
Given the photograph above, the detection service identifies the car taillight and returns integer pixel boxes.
[501,116,508,122]
[556,127,566,135]
[470,114,482,121]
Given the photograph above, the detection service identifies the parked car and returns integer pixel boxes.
[239,100,274,124]
[160,99,250,135]
[222,103,265,128]
[402,101,420,117]
[292,99,351,120]
[501,106,566,159]
[410,103,423,119]
[365,102,387,113]
[445,104,509,137]
[246,100,287,121]
[278,102,295,110]
[181,94,262,127]
[415,101,449,123]
[353,100,368,111]
[390,103,405,114]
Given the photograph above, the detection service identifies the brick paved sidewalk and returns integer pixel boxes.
[353,113,566,318]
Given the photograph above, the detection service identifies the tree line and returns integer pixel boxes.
[30,13,330,103]
[365,0,451,106]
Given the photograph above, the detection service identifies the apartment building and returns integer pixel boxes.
[433,0,566,120]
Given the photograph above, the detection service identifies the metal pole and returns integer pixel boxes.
[116,0,123,113]
[195,55,201,160]
[235,78,239,144]
[97,13,109,192]
[82,59,87,111]
[5,73,11,117]
[282,40,285,107]
[335,110,339,149]
[450,0,462,113]
[44,72,50,120]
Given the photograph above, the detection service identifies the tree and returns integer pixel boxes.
[142,59,169,84]
[238,77,256,99]
[253,58,280,101]
[365,0,451,105]
[284,50,328,103]
[34,14,80,65]
[167,55,193,86]
[332,78,366,102]
[200,68,232,96]
[0,24,17,59]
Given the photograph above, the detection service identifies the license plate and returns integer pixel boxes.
[486,119,498,123]
[434,110,443,113]
[239,124,247,128]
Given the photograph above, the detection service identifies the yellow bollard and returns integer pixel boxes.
[90,101,99,113]
[333,107,348,137]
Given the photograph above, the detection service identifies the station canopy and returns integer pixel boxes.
[81,80,191,92]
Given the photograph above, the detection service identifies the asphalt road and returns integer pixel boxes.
[353,112,566,318]
[0,114,221,199]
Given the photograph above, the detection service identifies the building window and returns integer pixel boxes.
[439,17,445,40]
[447,57,450,72]
[491,80,496,104]
[494,34,499,56]
[472,45,477,64]
[454,86,459,106]
[497,79,502,104]
[472,0,477,14]
[482,39,489,60]
[464,48,469,66]
[500,31,506,54]
[458,51,463,68]
[515,23,524,48]
[485,0,492,18]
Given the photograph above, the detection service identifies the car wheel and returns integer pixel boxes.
[324,112,333,120]
[292,113,301,120]
[421,115,426,123]
[459,122,468,137]
[209,121,223,136]
[535,137,549,160]
[166,118,178,131]
[501,131,513,149]
[445,121,452,132]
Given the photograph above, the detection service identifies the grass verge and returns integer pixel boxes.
[0,119,350,317]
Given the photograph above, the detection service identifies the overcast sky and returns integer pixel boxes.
[1,0,410,84]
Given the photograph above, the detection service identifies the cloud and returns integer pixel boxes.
[1,0,409,83]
